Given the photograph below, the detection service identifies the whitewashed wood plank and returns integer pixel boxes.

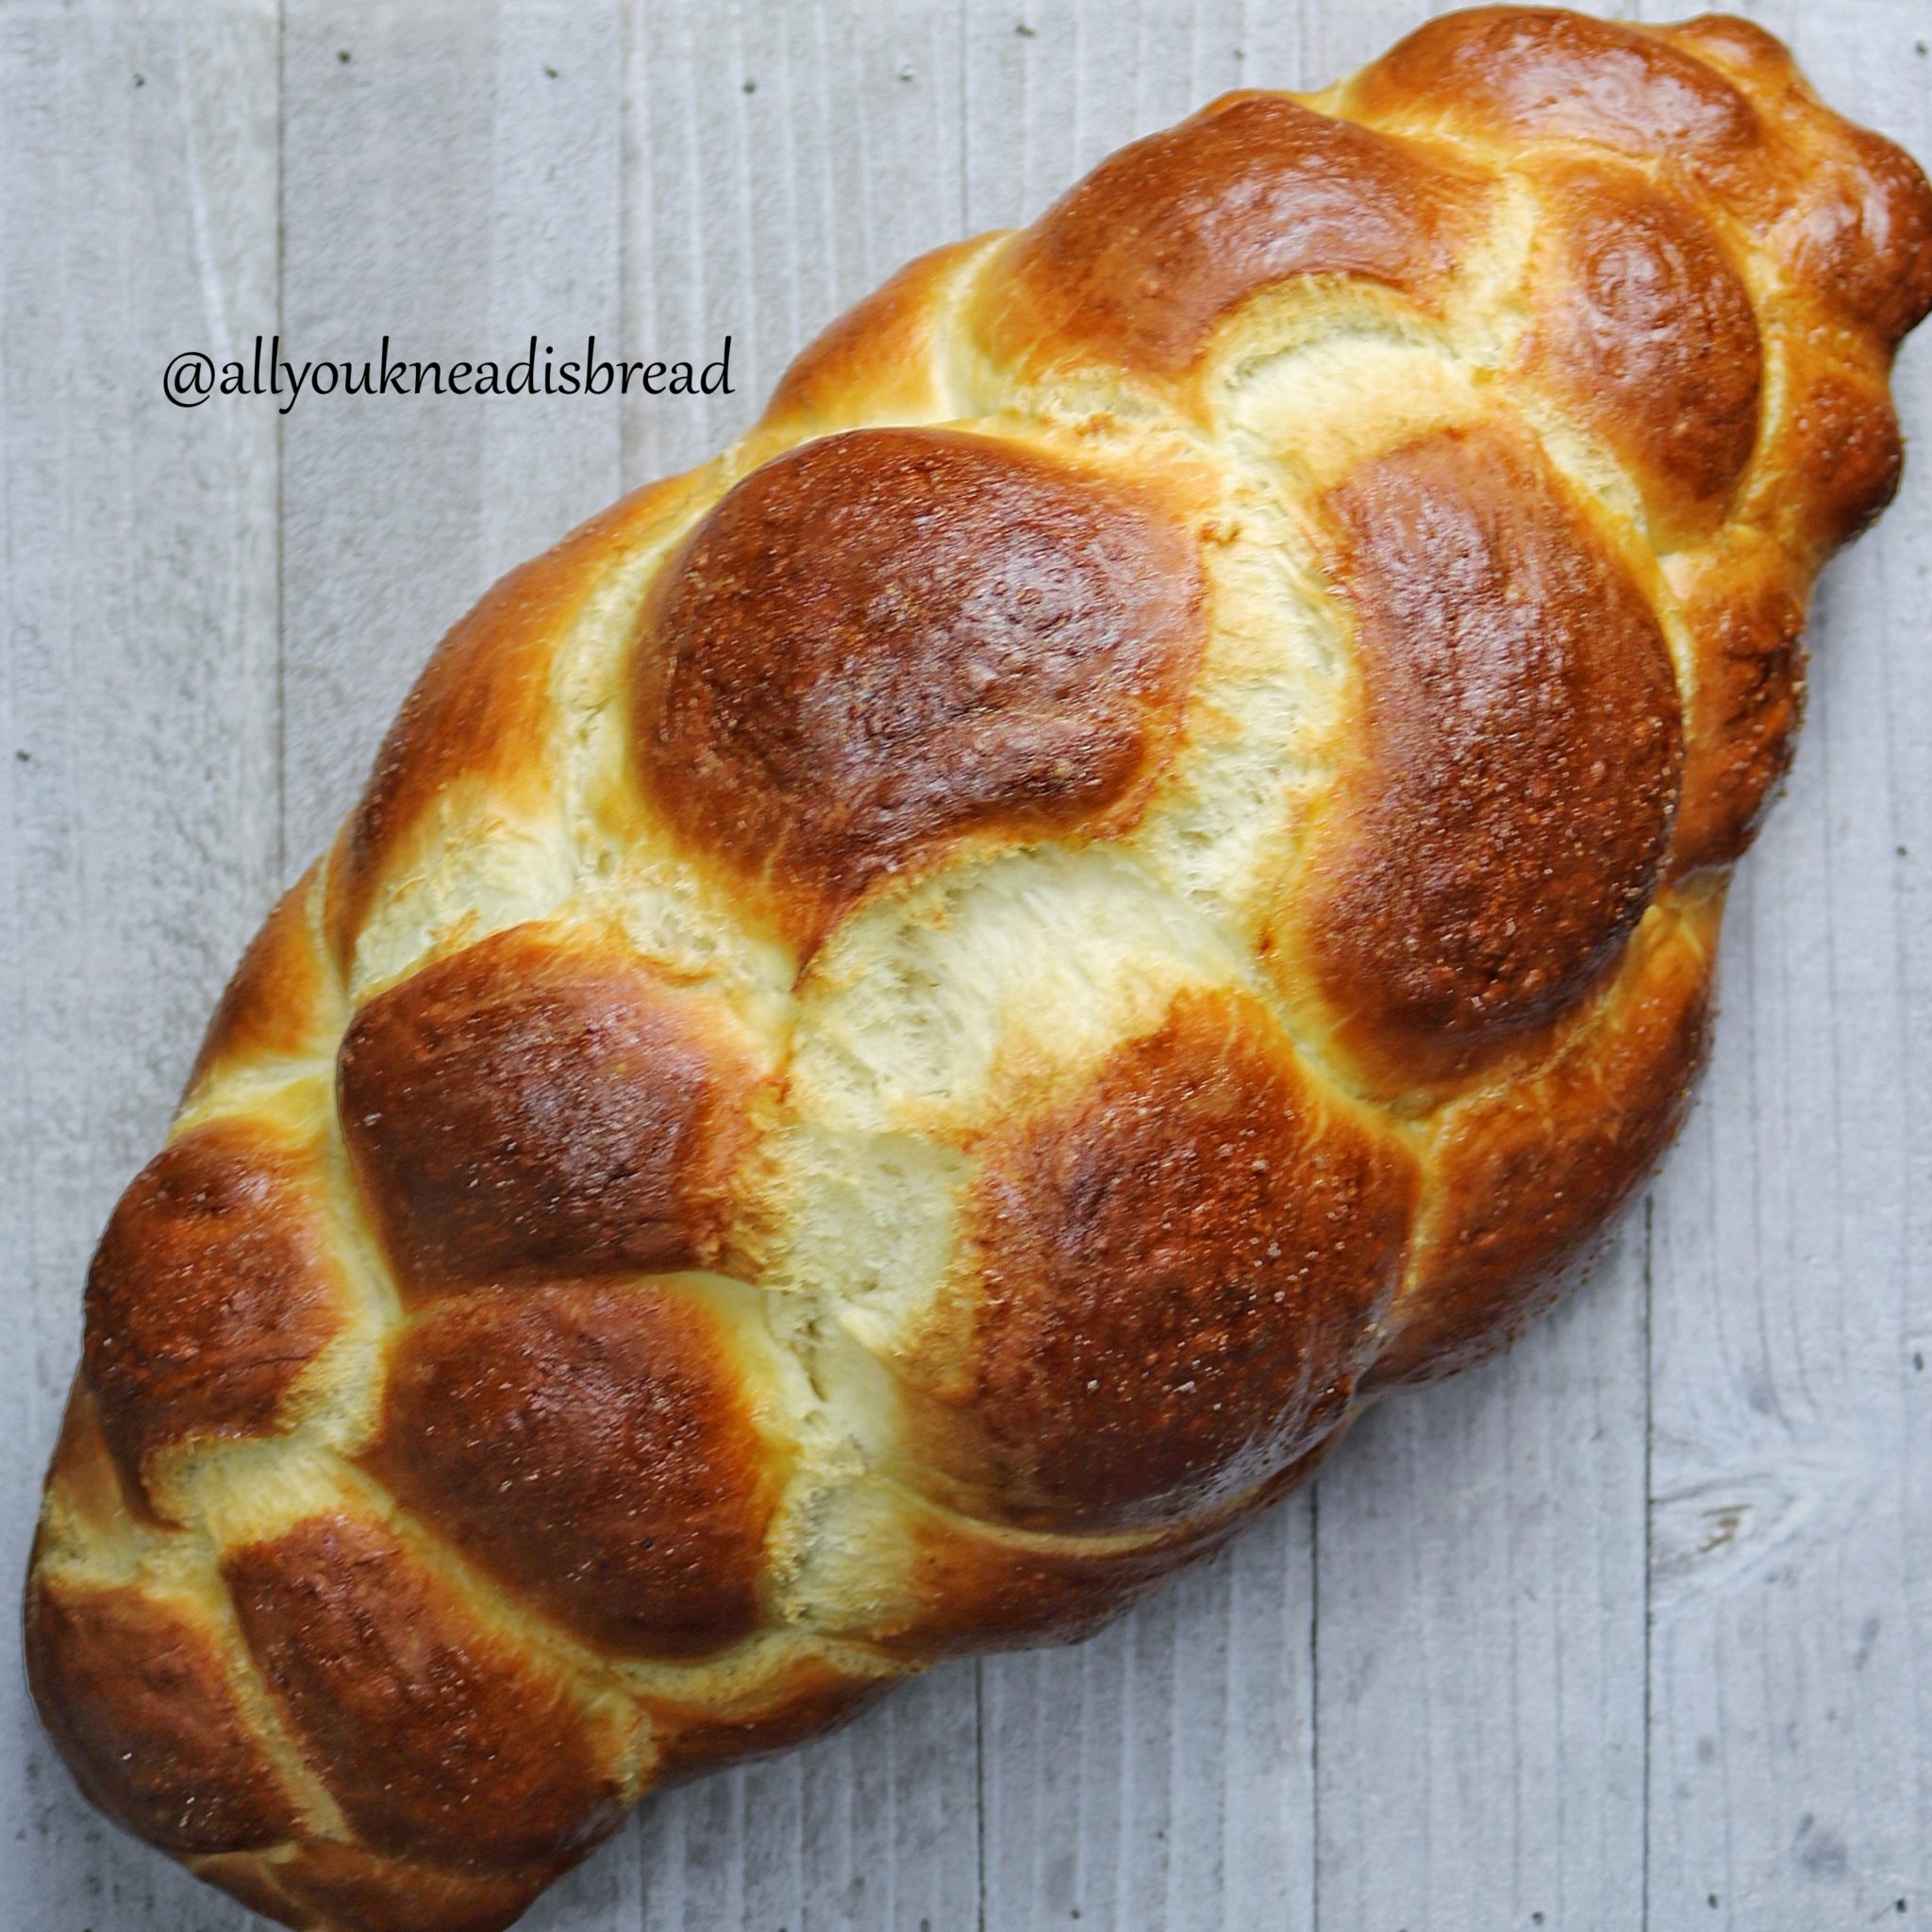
[1634,2,1932,1924]
[280,0,625,863]
[1312,1243,1650,1932]
[622,5,985,1929]
[0,6,280,1931]
[622,0,969,476]
[978,1509,1319,1932]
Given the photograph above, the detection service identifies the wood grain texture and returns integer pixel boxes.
[279,0,627,860]
[4,3,1928,1930]
[1632,5,1932,1926]
[1,6,279,1930]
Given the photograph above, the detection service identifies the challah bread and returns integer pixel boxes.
[26,8,1932,1928]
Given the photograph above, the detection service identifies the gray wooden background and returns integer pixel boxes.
[4,1,1928,1927]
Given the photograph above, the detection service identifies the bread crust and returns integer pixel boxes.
[28,11,1932,1926]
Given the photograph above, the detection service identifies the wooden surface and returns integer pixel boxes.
[3,2,1927,1927]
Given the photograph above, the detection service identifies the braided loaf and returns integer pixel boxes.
[26,9,1932,1929]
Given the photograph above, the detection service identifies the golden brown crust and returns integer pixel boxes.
[338,926,759,1296]
[633,427,1206,945]
[893,990,1415,1533]
[1655,16,1932,348]
[188,861,341,1096]
[223,1512,622,1869]
[871,1430,1346,1661]
[875,1514,1175,1659]
[199,1842,558,1932]
[1286,422,1682,1091]
[364,1283,784,1659]
[325,558,563,964]
[982,92,1492,377]
[325,475,702,962]
[1359,9,1932,364]
[1357,8,1763,169]
[1764,358,1905,559]
[1781,122,1932,348]
[763,237,988,431]
[643,1657,891,1786]
[83,1119,349,1514]
[25,1573,303,1855]
[40,1374,144,1531]
[1523,159,1760,535]
[1667,540,1807,877]
[25,14,1932,1926]
[1369,894,1716,1387]
[192,1854,311,1930]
